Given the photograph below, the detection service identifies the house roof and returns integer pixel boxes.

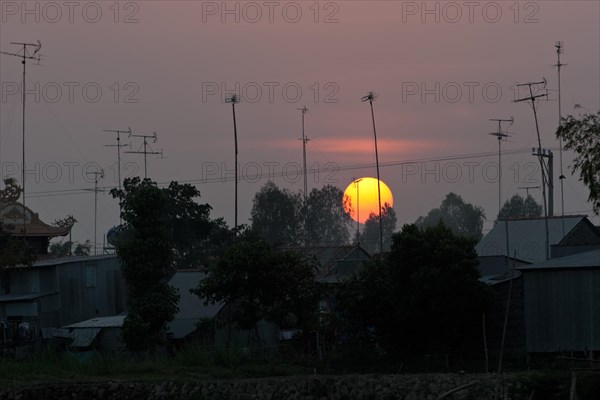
[63,315,126,347]
[476,216,587,263]
[65,315,126,329]
[32,254,117,267]
[517,249,600,270]
[167,270,222,339]
[0,201,72,237]
[0,291,58,303]
[480,270,522,285]
[283,245,371,279]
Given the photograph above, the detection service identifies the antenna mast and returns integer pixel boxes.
[103,128,131,190]
[126,132,162,179]
[86,169,105,256]
[298,106,310,201]
[515,79,551,260]
[554,41,567,235]
[518,186,540,198]
[488,117,514,217]
[361,92,383,254]
[225,94,241,232]
[0,41,42,238]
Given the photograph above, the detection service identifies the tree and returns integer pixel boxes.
[49,241,71,257]
[337,223,489,359]
[304,185,351,245]
[0,223,37,294]
[250,181,303,246]
[359,203,397,254]
[49,240,92,257]
[556,111,600,213]
[193,238,320,336]
[73,240,92,256]
[111,177,216,351]
[497,194,542,220]
[0,179,37,293]
[415,192,485,240]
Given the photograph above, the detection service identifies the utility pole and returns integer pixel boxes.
[298,106,310,201]
[553,41,567,235]
[515,80,550,260]
[126,132,162,179]
[488,117,513,217]
[0,41,42,237]
[532,148,554,216]
[103,128,131,191]
[361,92,383,254]
[86,170,104,256]
[225,95,241,232]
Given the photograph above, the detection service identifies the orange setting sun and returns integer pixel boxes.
[343,177,394,224]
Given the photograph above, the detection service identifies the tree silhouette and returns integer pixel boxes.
[337,223,489,359]
[556,111,600,214]
[359,203,397,254]
[250,181,302,246]
[497,194,542,220]
[304,185,351,245]
[415,192,485,241]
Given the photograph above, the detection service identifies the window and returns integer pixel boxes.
[85,264,97,288]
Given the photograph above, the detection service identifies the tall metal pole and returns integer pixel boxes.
[20,48,25,237]
[87,170,104,256]
[555,41,566,235]
[299,106,309,200]
[488,118,512,218]
[516,81,550,260]
[104,128,131,225]
[142,136,147,178]
[362,92,383,254]
[226,95,240,232]
[1,41,41,238]
[126,132,161,180]
[103,128,131,190]
[354,178,363,244]
[532,98,549,261]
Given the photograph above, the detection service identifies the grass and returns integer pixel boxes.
[0,345,313,387]
[2,346,599,400]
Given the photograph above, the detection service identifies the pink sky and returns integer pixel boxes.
[1,1,599,247]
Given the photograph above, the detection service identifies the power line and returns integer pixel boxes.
[25,147,542,199]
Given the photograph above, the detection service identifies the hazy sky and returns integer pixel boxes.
[1,1,599,249]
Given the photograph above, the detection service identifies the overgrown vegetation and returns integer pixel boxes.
[2,348,600,400]
[336,223,490,360]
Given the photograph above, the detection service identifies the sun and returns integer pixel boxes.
[343,177,394,224]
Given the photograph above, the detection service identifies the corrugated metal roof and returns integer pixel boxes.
[167,271,222,339]
[0,291,58,303]
[70,327,102,347]
[65,315,126,329]
[33,254,117,267]
[518,249,600,270]
[284,245,371,279]
[476,216,586,263]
